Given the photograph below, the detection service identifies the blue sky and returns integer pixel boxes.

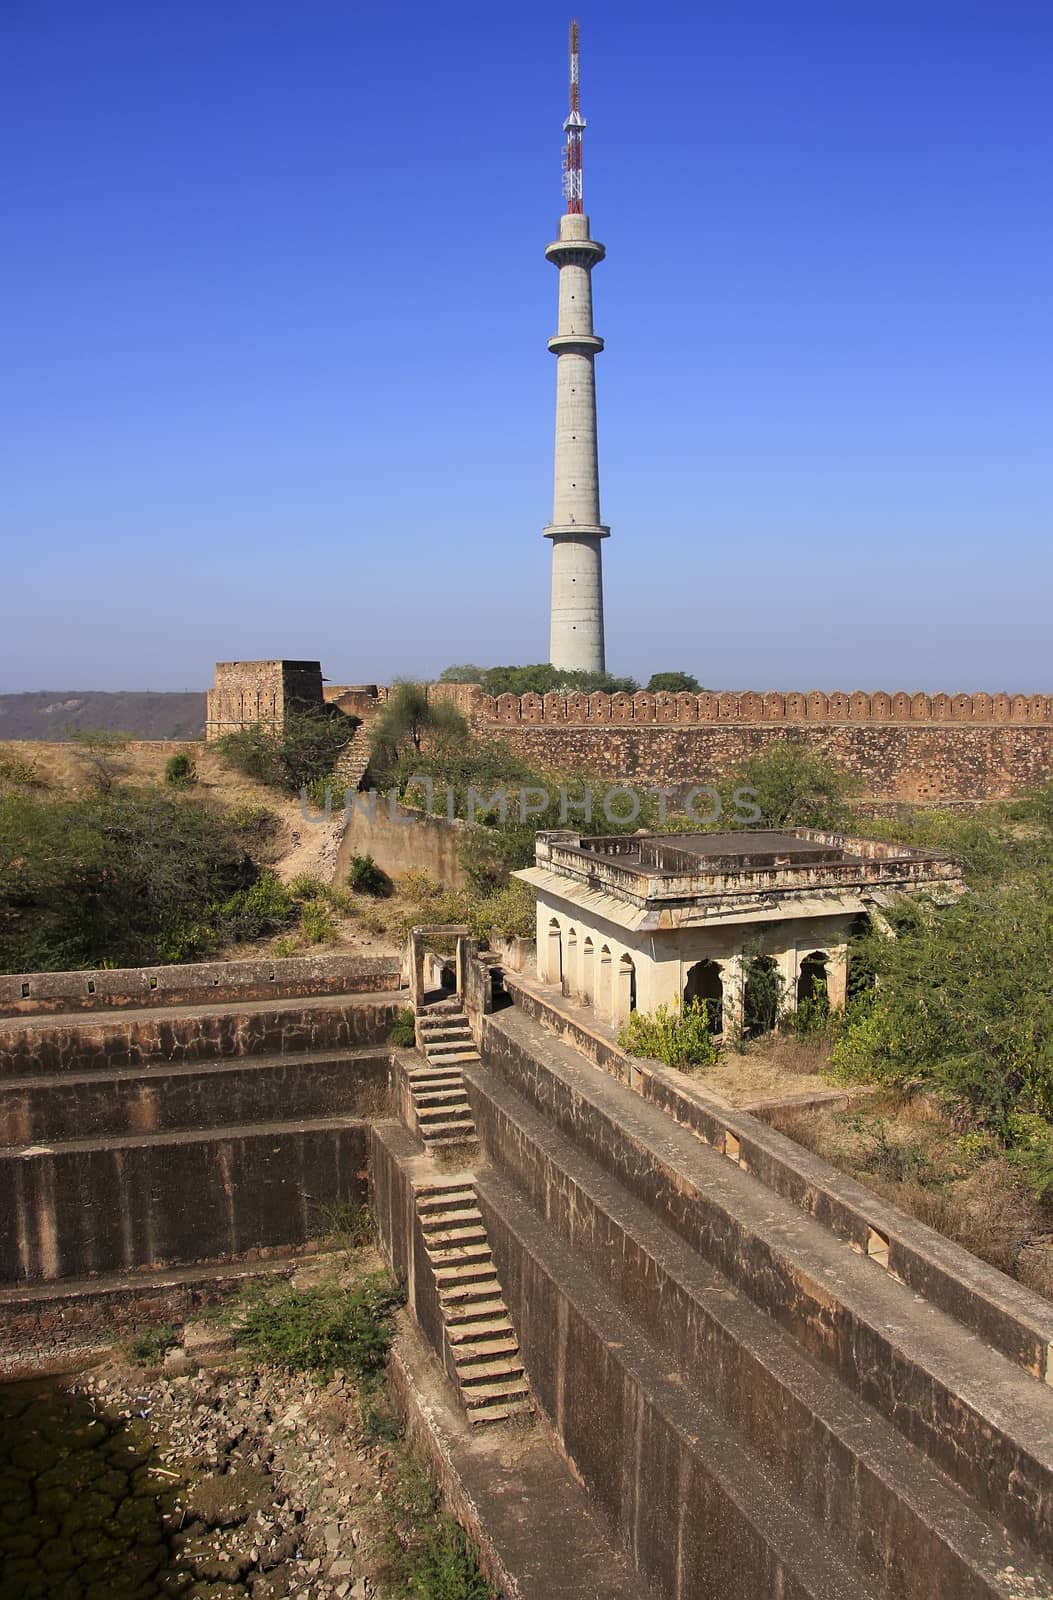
[2,1,1050,692]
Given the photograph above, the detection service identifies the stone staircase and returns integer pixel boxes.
[334,726,372,791]
[415,1179,533,1426]
[407,1004,479,1152]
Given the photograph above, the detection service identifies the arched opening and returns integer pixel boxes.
[796,950,830,1029]
[564,927,578,999]
[743,953,782,1038]
[797,951,828,1008]
[683,959,723,1034]
[581,937,594,1004]
[547,918,563,988]
[597,945,612,1020]
[616,953,637,1026]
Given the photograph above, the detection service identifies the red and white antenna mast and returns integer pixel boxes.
[562,19,585,214]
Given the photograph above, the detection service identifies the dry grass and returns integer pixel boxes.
[768,1092,1053,1300]
[681,1028,840,1108]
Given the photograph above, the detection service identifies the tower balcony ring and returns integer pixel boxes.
[545,241,606,268]
[547,334,604,355]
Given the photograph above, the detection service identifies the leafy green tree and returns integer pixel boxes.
[438,664,486,683]
[218,708,358,795]
[646,671,702,694]
[833,881,1053,1129]
[368,683,468,783]
[0,787,274,970]
[729,740,856,830]
[478,664,638,697]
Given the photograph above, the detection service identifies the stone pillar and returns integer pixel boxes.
[720,955,745,1039]
[544,213,609,673]
[827,946,849,1012]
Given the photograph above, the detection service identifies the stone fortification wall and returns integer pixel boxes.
[457,687,1053,803]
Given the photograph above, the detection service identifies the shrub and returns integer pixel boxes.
[0,786,270,971]
[300,898,337,944]
[619,999,719,1069]
[271,934,299,958]
[288,872,327,900]
[646,671,702,694]
[728,741,855,830]
[210,871,293,943]
[164,751,197,787]
[234,1272,404,1382]
[218,708,357,795]
[130,1324,179,1365]
[389,1008,417,1048]
[0,752,43,787]
[346,853,392,897]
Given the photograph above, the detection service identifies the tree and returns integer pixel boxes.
[438,664,486,683]
[478,664,638,697]
[730,740,855,830]
[646,671,702,695]
[369,683,468,782]
[218,709,358,795]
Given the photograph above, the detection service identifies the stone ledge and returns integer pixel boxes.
[0,952,403,1018]
[388,1312,654,1600]
[503,971,1053,1385]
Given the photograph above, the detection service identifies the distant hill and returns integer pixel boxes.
[0,692,206,741]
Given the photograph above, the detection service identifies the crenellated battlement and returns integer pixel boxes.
[475,688,1052,726]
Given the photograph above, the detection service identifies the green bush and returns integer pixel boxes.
[646,671,702,694]
[619,999,719,1069]
[163,751,197,787]
[346,853,392,897]
[209,871,293,943]
[234,1273,403,1382]
[218,708,357,795]
[727,741,856,830]
[389,1008,417,1048]
[300,898,337,944]
[130,1325,179,1366]
[0,786,274,971]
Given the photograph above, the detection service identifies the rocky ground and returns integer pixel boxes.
[71,1347,397,1600]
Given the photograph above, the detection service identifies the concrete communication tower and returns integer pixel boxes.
[544,20,609,673]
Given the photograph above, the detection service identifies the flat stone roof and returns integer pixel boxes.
[516,827,965,931]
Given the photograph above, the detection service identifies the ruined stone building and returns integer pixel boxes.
[517,827,964,1032]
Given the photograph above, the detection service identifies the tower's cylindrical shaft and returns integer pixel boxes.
[544,211,609,673]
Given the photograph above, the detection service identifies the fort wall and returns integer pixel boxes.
[465,688,1053,802]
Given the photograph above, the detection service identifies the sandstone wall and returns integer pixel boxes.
[451,687,1053,802]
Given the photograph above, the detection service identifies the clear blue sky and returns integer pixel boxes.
[2,0,1050,692]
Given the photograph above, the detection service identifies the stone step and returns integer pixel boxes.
[416,1101,472,1122]
[445,1313,515,1341]
[419,1207,481,1230]
[456,1356,526,1384]
[413,1088,469,1105]
[422,1225,488,1247]
[440,1287,507,1315]
[464,1397,534,1427]
[452,1335,521,1364]
[463,1377,532,1406]
[433,1260,497,1286]
[427,1242,493,1267]
[415,1186,477,1212]
[420,1119,477,1141]
[425,1050,479,1065]
[419,1021,473,1037]
[425,1134,481,1154]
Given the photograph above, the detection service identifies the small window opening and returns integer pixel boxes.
[867,1226,890,1268]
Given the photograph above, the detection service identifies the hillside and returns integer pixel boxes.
[0,691,206,740]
